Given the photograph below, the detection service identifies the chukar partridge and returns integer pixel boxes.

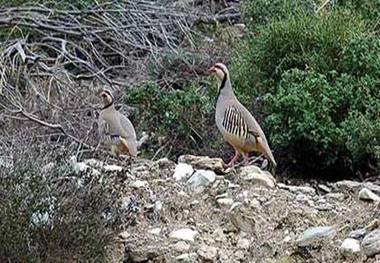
[208,63,277,169]
[98,89,137,158]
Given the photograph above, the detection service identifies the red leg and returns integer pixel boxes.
[243,152,250,166]
[226,148,240,167]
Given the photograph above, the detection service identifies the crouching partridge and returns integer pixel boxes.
[208,63,277,170]
[98,89,137,159]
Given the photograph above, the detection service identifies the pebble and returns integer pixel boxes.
[325,193,345,202]
[173,163,194,181]
[335,180,362,189]
[340,238,361,256]
[187,170,216,193]
[277,183,316,195]
[173,241,191,253]
[217,198,234,207]
[169,228,198,242]
[318,184,331,193]
[359,188,380,202]
[240,165,276,188]
[296,226,336,246]
[130,180,148,189]
[362,229,380,256]
[237,238,250,249]
[197,245,218,261]
[348,228,367,239]
[148,228,161,235]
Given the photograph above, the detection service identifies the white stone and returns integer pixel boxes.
[119,230,130,240]
[359,188,380,202]
[237,238,250,249]
[217,198,234,207]
[103,164,123,172]
[173,163,194,181]
[154,201,163,211]
[362,229,380,256]
[169,228,198,242]
[278,183,316,195]
[84,158,104,167]
[340,238,361,256]
[296,226,336,246]
[148,228,161,235]
[197,245,218,261]
[175,253,193,261]
[173,241,191,252]
[325,193,345,202]
[363,182,380,195]
[130,180,148,189]
[335,180,362,189]
[240,165,276,188]
[318,184,331,193]
[187,170,216,193]
[41,162,55,174]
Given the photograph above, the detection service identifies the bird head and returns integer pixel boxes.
[208,62,229,81]
[99,89,114,107]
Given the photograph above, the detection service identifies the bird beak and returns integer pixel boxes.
[208,66,216,75]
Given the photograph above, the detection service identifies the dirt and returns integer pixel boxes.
[89,155,380,263]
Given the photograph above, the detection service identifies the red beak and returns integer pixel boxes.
[208,66,216,74]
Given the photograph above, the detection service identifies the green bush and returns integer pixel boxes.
[265,69,380,171]
[126,82,218,158]
[231,1,380,174]
[241,0,316,28]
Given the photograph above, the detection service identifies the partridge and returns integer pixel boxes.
[98,89,137,158]
[208,63,277,169]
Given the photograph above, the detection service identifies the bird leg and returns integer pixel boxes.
[243,152,250,166]
[226,149,240,168]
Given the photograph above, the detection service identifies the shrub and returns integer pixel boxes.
[231,1,379,175]
[0,146,127,262]
[126,82,218,158]
[265,69,380,172]
[241,0,316,29]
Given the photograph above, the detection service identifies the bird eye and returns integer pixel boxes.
[101,93,107,98]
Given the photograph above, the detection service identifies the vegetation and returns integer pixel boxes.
[231,0,379,175]
[0,145,128,262]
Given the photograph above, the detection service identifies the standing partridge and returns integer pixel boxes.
[208,63,277,170]
[98,89,137,159]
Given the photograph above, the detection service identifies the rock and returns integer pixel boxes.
[119,230,130,240]
[41,162,55,174]
[130,180,148,189]
[103,164,123,172]
[178,154,225,173]
[237,237,250,249]
[296,226,337,247]
[348,228,367,239]
[340,238,361,256]
[187,170,216,193]
[148,228,161,235]
[169,228,198,242]
[278,183,316,195]
[325,193,345,202]
[173,163,194,181]
[363,182,380,195]
[362,229,380,256]
[217,198,234,207]
[0,156,13,168]
[318,184,331,193]
[359,188,380,202]
[126,245,163,262]
[175,253,196,261]
[335,180,362,190]
[172,241,191,253]
[197,245,218,261]
[240,165,276,188]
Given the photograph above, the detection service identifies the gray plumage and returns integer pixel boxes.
[211,63,277,167]
[98,90,137,157]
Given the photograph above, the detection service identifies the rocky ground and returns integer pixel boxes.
[72,155,380,263]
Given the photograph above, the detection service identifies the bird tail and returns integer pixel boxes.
[120,137,137,157]
[257,137,277,167]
